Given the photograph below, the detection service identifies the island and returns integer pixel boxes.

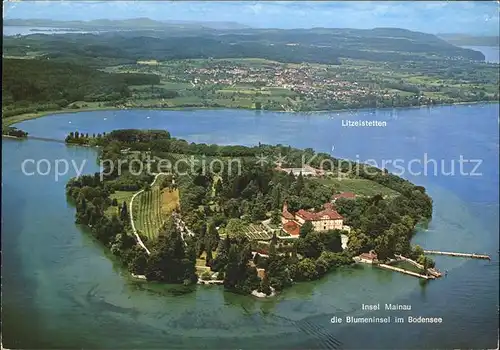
[2,126,28,138]
[65,129,434,296]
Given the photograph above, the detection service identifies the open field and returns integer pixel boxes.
[161,188,180,216]
[105,190,135,218]
[314,177,400,197]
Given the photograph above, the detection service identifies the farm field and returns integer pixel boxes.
[133,186,164,240]
[132,174,176,240]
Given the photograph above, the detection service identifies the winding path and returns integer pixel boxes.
[129,172,196,253]
[129,173,168,255]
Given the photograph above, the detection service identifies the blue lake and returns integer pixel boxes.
[462,45,500,64]
[2,104,499,348]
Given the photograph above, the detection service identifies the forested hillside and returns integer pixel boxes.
[3,26,485,67]
[2,58,159,118]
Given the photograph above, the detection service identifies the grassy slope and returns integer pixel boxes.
[134,186,163,240]
[161,188,180,216]
[132,175,181,241]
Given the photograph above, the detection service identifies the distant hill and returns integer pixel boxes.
[438,34,499,47]
[4,18,250,30]
[3,22,485,64]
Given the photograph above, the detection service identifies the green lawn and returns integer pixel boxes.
[391,261,425,274]
[105,190,135,233]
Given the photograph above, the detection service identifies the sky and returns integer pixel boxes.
[3,1,500,35]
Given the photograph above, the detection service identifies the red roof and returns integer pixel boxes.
[333,192,356,200]
[283,221,300,236]
[296,207,343,221]
[359,250,378,260]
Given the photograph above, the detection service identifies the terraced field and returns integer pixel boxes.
[134,185,165,240]
[243,223,272,241]
[132,173,181,240]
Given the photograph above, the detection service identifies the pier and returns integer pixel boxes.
[377,264,436,280]
[423,250,491,260]
[394,254,443,278]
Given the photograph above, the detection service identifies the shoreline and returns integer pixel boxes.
[3,100,498,128]
[4,112,449,299]
[1,134,25,140]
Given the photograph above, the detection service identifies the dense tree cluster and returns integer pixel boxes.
[211,236,261,294]
[144,220,197,283]
[64,129,433,293]
[3,126,28,138]
[336,190,432,261]
[2,58,159,119]
[255,229,353,290]
[3,27,485,70]
[66,171,197,284]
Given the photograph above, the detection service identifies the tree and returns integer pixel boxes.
[299,221,314,238]
[269,239,277,258]
[259,273,272,295]
[206,220,219,243]
[205,247,213,267]
[270,210,281,226]
[241,180,259,200]
[120,201,129,223]
[295,172,305,194]
[225,218,246,238]
[297,231,324,259]
[271,184,282,209]
[322,230,343,253]
[295,258,318,281]
[412,245,424,259]
[375,234,391,261]
[214,178,223,197]
[128,246,148,274]
[251,196,267,221]
[144,221,197,283]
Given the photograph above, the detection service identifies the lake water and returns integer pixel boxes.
[3,26,100,36]
[2,104,499,349]
[462,45,500,64]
